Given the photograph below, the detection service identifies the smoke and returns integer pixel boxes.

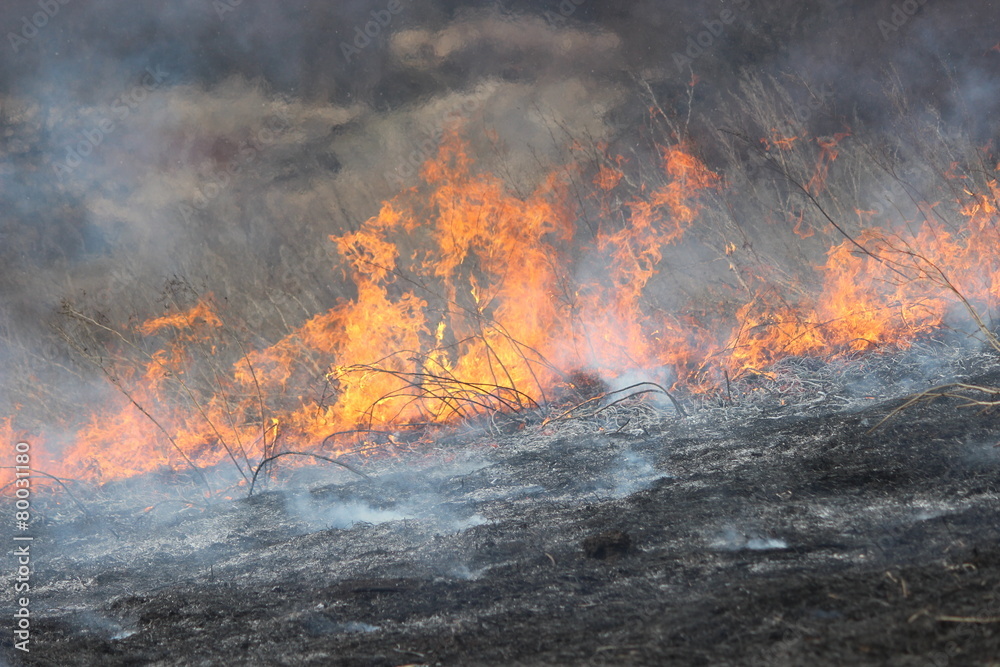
[284,493,488,532]
[605,450,667,497]
[711,527,788,551]
[2,0,999,470]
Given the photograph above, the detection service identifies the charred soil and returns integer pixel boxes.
[5,360,1000,666]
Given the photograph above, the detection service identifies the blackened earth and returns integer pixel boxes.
[4,357,1000,666]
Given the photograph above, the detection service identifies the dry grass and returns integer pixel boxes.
[5,69,998,495]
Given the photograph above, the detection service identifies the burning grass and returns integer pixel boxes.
[3,77,1000,496]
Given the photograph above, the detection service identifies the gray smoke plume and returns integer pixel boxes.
[2,0,998,458]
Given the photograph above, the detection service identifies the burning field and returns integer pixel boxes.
[2,0,1000,664]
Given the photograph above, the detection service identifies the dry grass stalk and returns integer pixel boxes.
[872,382,1000,431]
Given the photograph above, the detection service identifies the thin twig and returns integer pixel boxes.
[249,451,371,495]
[871,382,1000,431]
[544,381,686,424]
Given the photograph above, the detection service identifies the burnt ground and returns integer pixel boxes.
[4,347,1000,666]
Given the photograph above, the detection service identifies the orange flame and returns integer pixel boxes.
[806,131,850,195]
[9,128,1000,489]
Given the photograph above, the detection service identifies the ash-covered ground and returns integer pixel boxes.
[3,2,1000,665]
[4,345,999,666]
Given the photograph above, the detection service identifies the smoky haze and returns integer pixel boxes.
[1,0,998,457]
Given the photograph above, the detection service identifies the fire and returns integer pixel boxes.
[805,130,851,195]
[8,126,1000,489]
[139,300,222,337]
[763,130,799,151]
[723,200,1000,374]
